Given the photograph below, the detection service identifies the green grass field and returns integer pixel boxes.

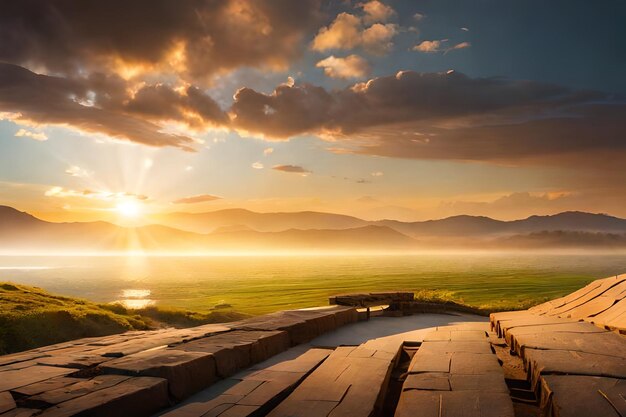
[1,252,624,353]
[1,253,623,315]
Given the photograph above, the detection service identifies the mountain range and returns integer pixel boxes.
[2,205,626,253]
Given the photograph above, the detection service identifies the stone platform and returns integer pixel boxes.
[1,275,625,417]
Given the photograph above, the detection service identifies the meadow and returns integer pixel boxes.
[1,252,624,315]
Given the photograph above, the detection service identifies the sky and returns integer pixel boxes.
[0,0,625,224]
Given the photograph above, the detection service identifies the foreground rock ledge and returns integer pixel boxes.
[0,277,625,417]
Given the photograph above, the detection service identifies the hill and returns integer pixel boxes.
[0,206,416,252]
[151,208,369,233]
[377,211,626,238]
[0,282,247,354]
[3,205,626,252]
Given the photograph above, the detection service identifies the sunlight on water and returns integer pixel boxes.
[121,289,151,299]
[116,298,155,309]
[116,288,153,309]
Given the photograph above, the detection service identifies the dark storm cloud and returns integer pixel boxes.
[124,85,228,127]
[231,70,626,164]
[0,0,324,80]
[0,63,227,150]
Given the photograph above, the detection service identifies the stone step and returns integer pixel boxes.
[160,348,331,417]
[0,366,76,393]
[539,375,625,417]
[267,338,402,417]
[100,349,217,401]
[36,377,168,417]
[395,325,514,417]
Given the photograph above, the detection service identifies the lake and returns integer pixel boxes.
[0,253,624,315]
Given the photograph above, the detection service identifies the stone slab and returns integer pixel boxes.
[175,330,290,378]
[267,342,398,417]
[524,348,626,392]
[37,376,168,417]
[408,353,451,373]
[0,409,40,417]
[101,349,216,401]
[27,375,131,406]
[0,366,75,393]
[10,378,82,397]
[539,375,625,417]
[394,391,515,417]
[510,329,626,358]
[417,340,493,355]
[161,348,331,417]
[0,392,16,414]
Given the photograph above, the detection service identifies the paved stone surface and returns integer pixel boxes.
[396,324,515,417]
[101,348,217,401]
[37,376,168,417]
[491,274,626,417]
[267,338,402,417]
[160,348,331,417]
[0,306,357,417]
[539,375,626,417]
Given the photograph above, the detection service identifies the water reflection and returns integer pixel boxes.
[116,288,154,309]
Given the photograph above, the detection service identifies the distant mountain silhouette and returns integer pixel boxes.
[2,205,626,252]
[152,208,368,233]
[203,225,416,250]
[495,230,626,249]
[378,211,626,237]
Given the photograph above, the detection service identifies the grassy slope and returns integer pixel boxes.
[0,282,248,355]
[0,282,547,355]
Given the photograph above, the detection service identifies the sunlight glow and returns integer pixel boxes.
[116,200,143,218]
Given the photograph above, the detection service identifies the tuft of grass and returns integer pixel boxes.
[0,282,248,355]
[411,288,547,316]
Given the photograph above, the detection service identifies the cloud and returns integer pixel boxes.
[412,40,443,53]
[65,166,92,178]
[124,84,228,127]
[312,13,363,52]
[361,23,398,55]
[447,42,471,52]
[0,63,200,150]
[0,63,233,150]
[413,13,425,21]
[371,171,384,177]
[230,70,626,166]
[0,0,324,81]
[439,192,582,220]
[360,1,395,24]
[45,187,148,201]
[263,147,274,156]
[311,8,398,55]
[272,165,311,174]
[316,55,371,79]
[14,128,47,141]
[252,162,264,169]
[461,27,470,32]
[413,40,471,54]
[172,194,221,204]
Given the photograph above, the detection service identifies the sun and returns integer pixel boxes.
[115,200,143,218]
